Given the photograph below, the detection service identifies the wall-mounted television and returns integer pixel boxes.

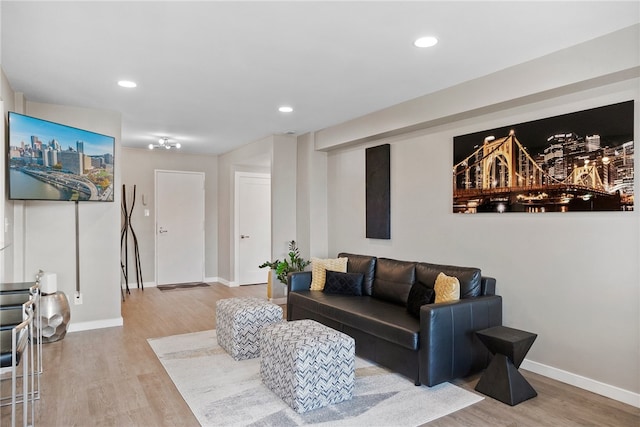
[7,112,115,202]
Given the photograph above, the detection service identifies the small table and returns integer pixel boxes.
[475,326,537,406]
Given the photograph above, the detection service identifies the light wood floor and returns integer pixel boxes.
[2,283,638,426]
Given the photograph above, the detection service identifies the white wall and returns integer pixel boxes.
[17,101,122,330]
[319,26,639,405]
[296,132,328,260]
[218,136,271,283]
[217,134,297,285]
[316,25,640,150]
[271,135,298,260]
[120,147,218,285]
[0,68,15,281]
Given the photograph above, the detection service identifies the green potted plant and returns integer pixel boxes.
[260,240,310,301]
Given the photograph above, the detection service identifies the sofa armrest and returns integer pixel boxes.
[481,276,496,296]
[288,271,312,292]
[287,271,312,321]
[419,295,502,386]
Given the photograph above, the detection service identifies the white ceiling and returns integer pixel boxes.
[2,1,639,156]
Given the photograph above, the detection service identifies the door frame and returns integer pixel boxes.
[234,171,271,286]
[154,169,205,286]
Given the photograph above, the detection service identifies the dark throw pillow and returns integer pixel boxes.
[322,270,364,296]
[406,281,435,318]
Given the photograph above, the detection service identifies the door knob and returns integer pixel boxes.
[159,227,168,234]
[240,234,250,239]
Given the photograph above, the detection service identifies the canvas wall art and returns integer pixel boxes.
[366,144,391,239]
[453,101,634,213]
[8,112,115,202]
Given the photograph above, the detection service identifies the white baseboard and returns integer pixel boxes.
[207,276,238,286]
[132,280,234,288]
[67,317,123,333]
[126,278,253,288]
[269,297,287,305]
[216,277,239,287]
[125,281,156,288]
[138,278,234,287]
[521,359,640,408]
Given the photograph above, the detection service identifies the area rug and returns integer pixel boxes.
[148,329,483,426]
[157,282,210,291]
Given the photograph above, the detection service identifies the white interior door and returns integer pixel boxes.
[155,170,205,285]
[236,172,271,285]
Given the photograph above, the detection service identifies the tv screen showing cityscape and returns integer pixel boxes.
[7,112,115,202]
[453,101,634,213]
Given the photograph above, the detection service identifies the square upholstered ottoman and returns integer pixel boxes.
[260,319,355,413]
[215,297,283,360]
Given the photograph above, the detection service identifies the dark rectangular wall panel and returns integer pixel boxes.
[366,144,391,239]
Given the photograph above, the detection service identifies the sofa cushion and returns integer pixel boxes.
[415,262,481,298]
[288,291,420,350]
[323,271,364,296]
[371,258,416,306]
[434,272,460,303]
[338,253,377,296]
[406,281,435,318]
[310,257,348,291]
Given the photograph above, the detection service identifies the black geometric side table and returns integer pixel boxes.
[475,326,538,406]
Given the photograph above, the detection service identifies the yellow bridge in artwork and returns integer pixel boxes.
[453,131,629,213]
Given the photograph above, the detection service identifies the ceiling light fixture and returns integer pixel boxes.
[414,36,438,48]
[118,80,137,88]
[148,137,181,150]
[278,106,293,113]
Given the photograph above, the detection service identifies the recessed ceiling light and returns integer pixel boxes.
[278,106,293,113]
[118,80,137,88]
[414,36,438,48]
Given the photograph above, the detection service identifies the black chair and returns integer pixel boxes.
[1,282,41,400]
[1,299,36,427]
[1,281,40,427]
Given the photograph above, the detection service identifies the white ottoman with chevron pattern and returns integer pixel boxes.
[216,297,283,361]
[259,319,355,413]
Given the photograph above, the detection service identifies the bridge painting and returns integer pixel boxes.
[453,101,634,213]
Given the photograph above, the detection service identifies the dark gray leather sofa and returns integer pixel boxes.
[287,253,502,387]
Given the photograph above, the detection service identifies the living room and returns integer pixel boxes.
[1,1,639,426]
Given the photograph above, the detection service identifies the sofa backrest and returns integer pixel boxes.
[415,262,482,298]
[336,253,490,302]
[338,253,377,296]
[371,258,416,306]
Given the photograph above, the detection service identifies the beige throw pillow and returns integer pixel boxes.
[310,257,348,291]
[434,272,460,303]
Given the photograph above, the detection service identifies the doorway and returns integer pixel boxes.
[235,172,271,285]
[155,170,205,285]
